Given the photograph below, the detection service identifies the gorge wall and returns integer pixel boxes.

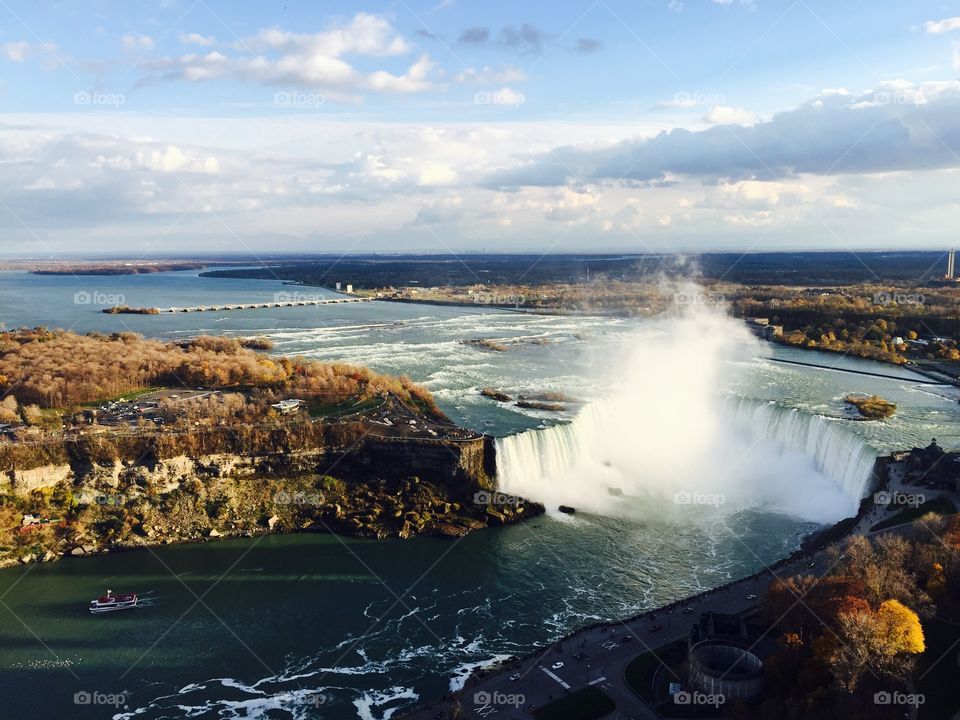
[0,425,534,568]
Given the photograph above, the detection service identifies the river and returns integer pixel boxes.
[0,269,958,720]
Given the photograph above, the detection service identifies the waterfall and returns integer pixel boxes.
[722,397,877,502]
[494,397,876,523]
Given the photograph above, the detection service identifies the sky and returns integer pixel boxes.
[0,0,959,256]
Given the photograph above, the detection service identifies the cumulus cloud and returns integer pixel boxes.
[2,41,31,62]
[925,17,960,34]
[484,82,960,188]
[247,16,409,57]
[704,105,757,125]
[2,40,58,63]
[123,34,155,50]
[139,13,435,96]
[717,179,809,208]
[179,32,216,46]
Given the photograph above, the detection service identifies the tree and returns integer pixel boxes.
[875,599,924,656]
[827,599,924,690]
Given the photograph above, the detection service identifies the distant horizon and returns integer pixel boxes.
[1,248,958,261]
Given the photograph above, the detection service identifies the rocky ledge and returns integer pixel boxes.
[1,433,542,568]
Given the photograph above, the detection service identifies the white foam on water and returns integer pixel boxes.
[448,654,514,692]
[354,686,419,720]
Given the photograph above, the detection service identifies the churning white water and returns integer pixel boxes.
[495,300,876,524]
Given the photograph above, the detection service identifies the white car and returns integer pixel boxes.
[551,661,564,670]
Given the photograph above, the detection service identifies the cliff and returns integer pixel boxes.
[0,426,539,568]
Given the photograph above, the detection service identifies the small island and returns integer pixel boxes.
[102,305,160,315]
[0,329,540,568]
[845,394,897,419]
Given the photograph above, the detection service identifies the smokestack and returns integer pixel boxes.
[948,250,955,280]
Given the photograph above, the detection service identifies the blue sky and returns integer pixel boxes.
[0,0,959,254]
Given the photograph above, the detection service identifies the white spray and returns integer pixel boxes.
[495,287,873,524]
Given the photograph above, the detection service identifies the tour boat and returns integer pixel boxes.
[89,590,138,614]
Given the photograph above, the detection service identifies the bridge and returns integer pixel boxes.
[154,297,373,313]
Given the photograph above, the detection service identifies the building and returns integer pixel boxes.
[335,282,341,291]
[746,317,782,340]
[270,399,304,415]
[899,439,960,492]
[687,613,764,701]
[345,284,354,293]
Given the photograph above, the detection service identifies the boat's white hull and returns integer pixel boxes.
[89,600,137,614]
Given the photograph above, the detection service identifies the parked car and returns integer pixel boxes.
[551,661,564,670]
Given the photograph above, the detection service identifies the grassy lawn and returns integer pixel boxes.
[532,687,615,720]
[624,640,685,702]
[918,618,960,720]
[306,396,383,418]
[871,496,956,531]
